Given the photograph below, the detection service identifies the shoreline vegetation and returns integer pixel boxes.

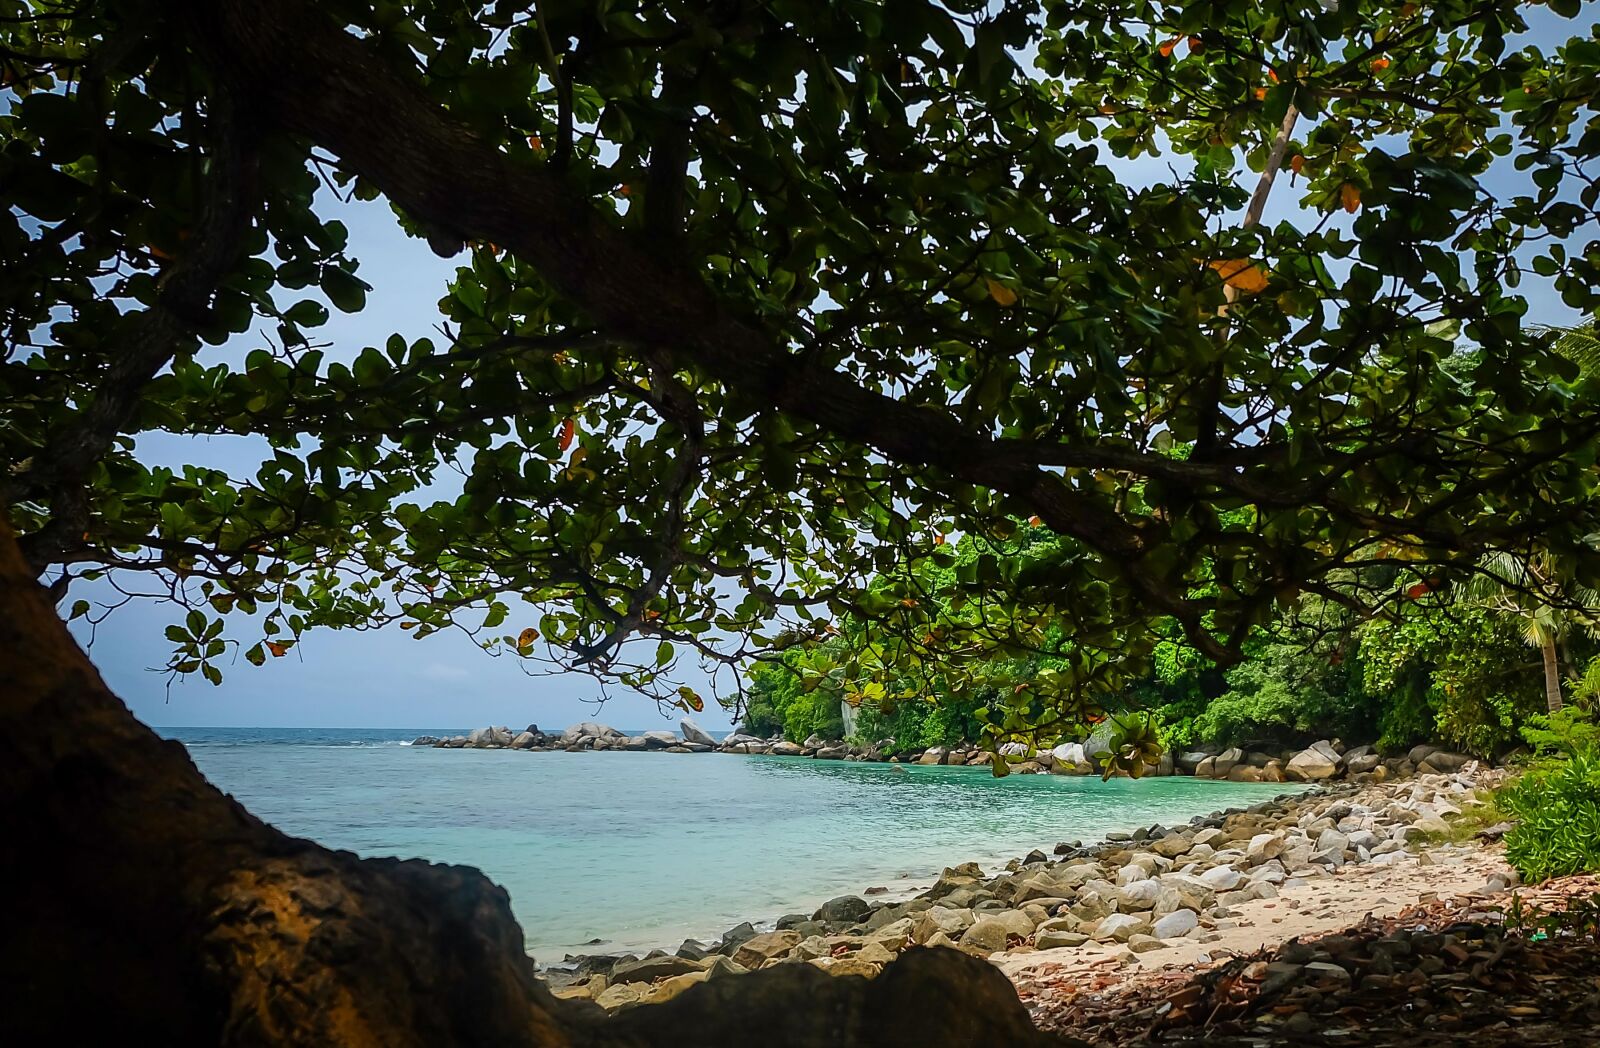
[533,760,1513,1014]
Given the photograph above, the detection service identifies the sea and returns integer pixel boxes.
[163,726,1304,959]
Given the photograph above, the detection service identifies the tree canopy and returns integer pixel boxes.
[5,0,1600,739]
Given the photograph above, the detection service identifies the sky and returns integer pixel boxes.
[65,8,1595,732]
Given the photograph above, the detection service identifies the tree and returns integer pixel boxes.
[1470,551,1600,713]
[7,0,1600,1036]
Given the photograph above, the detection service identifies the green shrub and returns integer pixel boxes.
[1498,745,1600,882]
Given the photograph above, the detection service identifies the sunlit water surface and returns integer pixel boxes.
[167,726,1303,956]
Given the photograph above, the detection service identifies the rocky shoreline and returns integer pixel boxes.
[540,761,1511,1012]
[415,719,1480,786]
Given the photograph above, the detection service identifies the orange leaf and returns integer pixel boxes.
[1289,154,1305,175]
[1340,183,1362,213]
[517,627,540,649]
[643,609,661,620]
[400,621,418,630]
[618,184,633,197]
[1158,37,1181,58]
[557,418,575,452]
[1028,515,1043,527]
[1254,87,1267,101]
[1208,259,1270,294]
[985,278,1018,307]
[1267,68,1280,83]
[934,533,946,545]
[266,641,289,658]
[1406,582,1431,600]
[1187,35,1205,55]
[1371,57,1391,73]
[528,134,542,151]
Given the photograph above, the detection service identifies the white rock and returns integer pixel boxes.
[1152,908,1199,939]
[1199,866,1243,891]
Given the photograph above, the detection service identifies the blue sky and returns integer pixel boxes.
[71,10,1594,731]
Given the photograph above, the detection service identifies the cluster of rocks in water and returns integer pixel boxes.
[545,765,1503,1012]
[416,720,1477,787]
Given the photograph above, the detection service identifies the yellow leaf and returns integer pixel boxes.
[517,627,540,650]
[985,278,1018,307]
[1341,183,1361,213]
[1207,259,1270,294]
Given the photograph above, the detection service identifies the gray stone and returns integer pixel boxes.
[510,731,537,749]
[813,895,872,924]
[1151,908,1199,939]
[1286,746,1339,781]
[1094,913,1151,942]
[679,718,717,746]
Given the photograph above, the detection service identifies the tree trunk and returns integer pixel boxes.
[0,516,1064,1046]
[1542,631,1565,714]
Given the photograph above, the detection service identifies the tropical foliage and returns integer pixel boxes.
[6,0,1600,755]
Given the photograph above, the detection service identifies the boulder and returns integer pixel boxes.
[679,718,717,746]
[958,914,1027,953]
[1092,913,1150,942]
[640,730,678,749]
[467,727,495,748]
[917,747,949,766]
[813,896,872,924]
[815,744,851,761]
[511,731,542,749]
[1227,765,1264,782]
[1199,866,1243,891]
[1194,756,1217,778]
[1151,908,1199,939]
[1175,751,1213,773]
[1127,934,1169,953]
[488,726,514,746]
[1408,743,1439,765]
[732,930,802,970]
[719,732,763,750]
[1345,752,1380,774]
[1035,929,1090,950]
[610,955,708,984]
[1118,878,1162,911]
[1419,751,1472,773]
[1286,746,1339,781]
[769,740,805,756]
[1262,759,1286,782]
[1246,832,1285,864]
[617,735,650,751]
[1214,747,1244,776]
[563,721,624,743]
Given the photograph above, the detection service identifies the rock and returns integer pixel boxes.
[610,955,708,984]
[1214,747,1244,776]
[1152,909,1199,939]
[958,916,1021,953]
[645,970,709,1004]
[769,740,805,756]
[1150,834,1192,859]
[1127,934,1169,953]
[1193,755,1217,778]
[1227,765,1264,782]
[1175,751,1213,773]
[563,721,624,743]
[679,718,717,746]
[1286,746,1339,781]
[1093,913,1151,942]
[1419,751,1472,773]
[815,744,851,761]
[1118,878,1162,911]
[916,747,949,766]
[1199,866,1243,891]
[1315,828,1350,854]
[595,982,650,1010]
[1408,743,1439,764]
[1035,929,1090,950]
[467,727,495,748]
[718,922,758,953]
[1345,752,1380,773]
[732,930,802,970]
[814,896,872,924]
[410,735,440,746]
[1246,832,1285,864]
[507,731,535,749]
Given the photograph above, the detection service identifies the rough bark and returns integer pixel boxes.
[0,515,1065,1045]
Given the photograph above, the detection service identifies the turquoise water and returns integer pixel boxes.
[166,727,1303,958]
